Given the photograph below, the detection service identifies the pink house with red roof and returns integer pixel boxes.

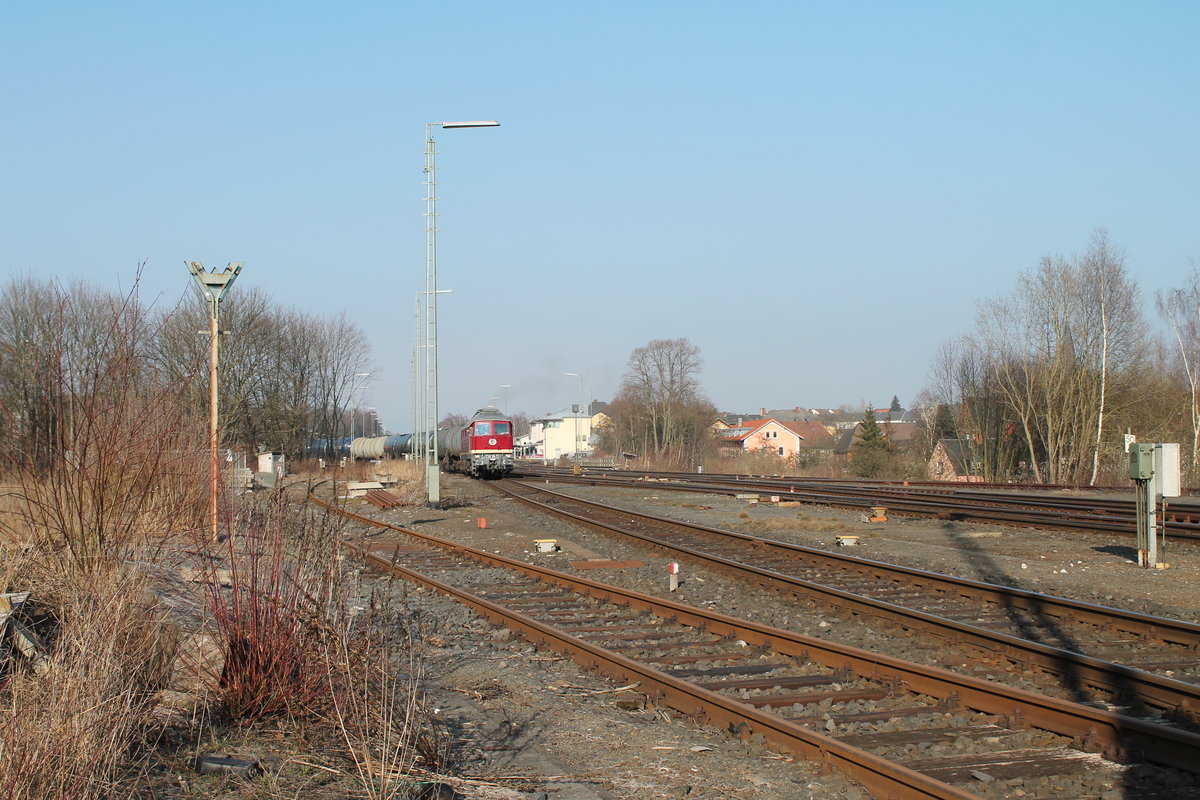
[715,418,806,458]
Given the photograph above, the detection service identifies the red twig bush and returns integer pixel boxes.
[200,493,342,722]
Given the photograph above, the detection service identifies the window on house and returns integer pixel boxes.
[778,446,785,456]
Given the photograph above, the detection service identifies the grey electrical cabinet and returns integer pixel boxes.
[1129,443,1155,480]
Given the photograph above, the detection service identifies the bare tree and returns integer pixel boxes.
[309,313,371,450]
[0,277,206,566]
[1078,230,1145,484]
[1158,264,1200,470]
[156,292,371,459]
[605,338,715,465]
[932,232,1145,484]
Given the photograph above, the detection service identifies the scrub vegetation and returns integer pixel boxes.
[0,276,442,799]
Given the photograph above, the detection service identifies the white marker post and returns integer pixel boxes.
[668,561,680,592]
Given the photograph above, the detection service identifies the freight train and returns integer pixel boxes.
[340,406,515,478]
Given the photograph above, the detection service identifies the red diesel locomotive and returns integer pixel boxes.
[435,406,515,478]
[345,406,515,478]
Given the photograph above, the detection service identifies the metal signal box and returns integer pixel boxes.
[1129,443,1155,480]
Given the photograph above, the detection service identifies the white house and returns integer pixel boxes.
[533,406,595,459]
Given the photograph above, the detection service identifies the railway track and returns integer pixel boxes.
[308,491,1200,800]
[493,478,1200,725]
[515,466,1200,541]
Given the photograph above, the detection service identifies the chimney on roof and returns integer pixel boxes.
[737,417,743,426]
[795,406,801,412]
[760,408,766,416]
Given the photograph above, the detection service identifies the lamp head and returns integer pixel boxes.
[186,261,243,302]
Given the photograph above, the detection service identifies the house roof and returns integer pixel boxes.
[760,409,809,422]
[779,420,835,447]
[834,420,921,454]
[535,407,593,423]
[936,438,976,473]
[715,413,763,427]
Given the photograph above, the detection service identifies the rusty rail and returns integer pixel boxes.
[496,478,1200,722]
[309,492,1200,797]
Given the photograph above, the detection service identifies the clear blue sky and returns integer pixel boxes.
[2,2,1197,430]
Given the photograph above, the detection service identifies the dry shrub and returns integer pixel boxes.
[0,279,198,799]
[198,492,343,721]
[197,490,449,794]
[0,569,176,800]
[0,279,207,572]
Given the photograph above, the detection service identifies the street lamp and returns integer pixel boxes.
[499,384,511,413]
[564,372,584,457]
[424,119,499,507]
[187,260,243,542]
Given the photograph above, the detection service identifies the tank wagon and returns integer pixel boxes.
[350,434,413,461]
[346,407,515,478]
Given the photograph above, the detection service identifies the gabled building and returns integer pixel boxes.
[928,439,979,481]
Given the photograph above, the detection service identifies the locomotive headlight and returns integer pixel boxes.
[488,438,497,445]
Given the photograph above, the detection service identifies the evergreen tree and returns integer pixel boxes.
[889,395,902,413]
[931,403,957,441]
[852,406,893,477]
[858,406,886,447]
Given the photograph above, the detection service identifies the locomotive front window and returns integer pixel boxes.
[475,422,492,435]
[494,422,510,435]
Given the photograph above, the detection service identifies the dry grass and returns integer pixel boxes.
[731,512,855,534]
[0,568,176,800]
[291,458,427,506]
[323,604,448,799]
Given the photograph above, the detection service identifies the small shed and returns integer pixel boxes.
[257,452,286,475]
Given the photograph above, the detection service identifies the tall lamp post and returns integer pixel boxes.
[564,372,584,457]
[187,260,243,541]
[415,288,452,465]
[499,384,511,413]
[423,119,499,507]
